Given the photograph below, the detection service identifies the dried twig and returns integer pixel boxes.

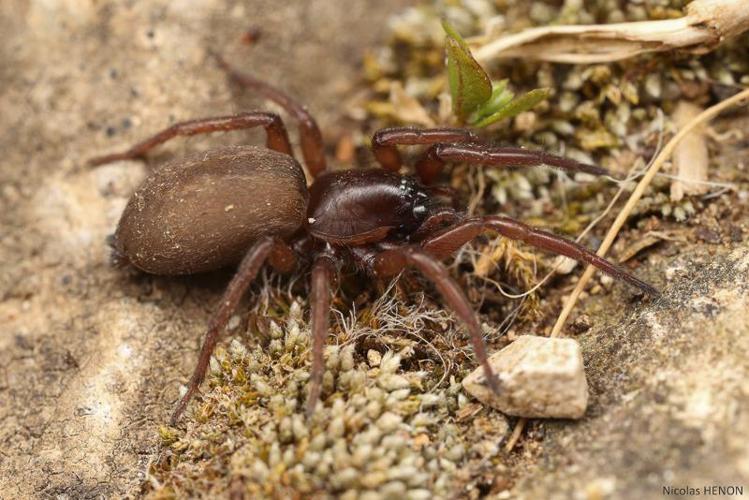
[472,0,749,64]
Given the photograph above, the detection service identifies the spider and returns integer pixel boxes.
[90,54,657,424]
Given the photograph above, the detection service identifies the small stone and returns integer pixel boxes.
[367,349,382,367]
[462,335,588,419]
[570,314,593,334]
[553,255,578,275]
[695,227,721,244]
[644,73,662,99]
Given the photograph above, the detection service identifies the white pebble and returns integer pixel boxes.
[367,349,382,367]
[462,335,588,418]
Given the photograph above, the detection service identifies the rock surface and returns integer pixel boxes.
[463,335,588,419]
[512,244,749,499]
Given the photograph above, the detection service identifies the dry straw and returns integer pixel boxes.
[472,0,749,64]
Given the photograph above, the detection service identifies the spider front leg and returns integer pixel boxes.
[417,143,612,184]
[372,127,479,173]
[170,237,297,425]
[373,246,501,394]
[306,254,337,416]
[89,111,293,166]
[371,127,609,184]
[421,215,659,295]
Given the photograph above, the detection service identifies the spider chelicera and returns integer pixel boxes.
[90,54,657,424]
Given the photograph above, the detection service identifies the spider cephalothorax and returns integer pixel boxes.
[90,54,657,424]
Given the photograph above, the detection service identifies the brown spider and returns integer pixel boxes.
[90,54,657,424]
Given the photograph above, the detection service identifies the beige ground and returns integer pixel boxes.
[1,1,748,499]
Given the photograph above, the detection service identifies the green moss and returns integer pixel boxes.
[146,298,510,498]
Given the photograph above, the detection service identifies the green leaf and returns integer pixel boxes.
[472,88,551,128]
[441,19,471,52]
[442,19,491,123]
[468,80,513,123]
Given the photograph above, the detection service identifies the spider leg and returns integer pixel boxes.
[371,127,479,172]
[370,126,608,184]
[421,215,659,295]
[89,112,293,166]
[373,246,501,394]
[170,237,297,425]
[416,143,610,185]
[411,210,462,242]
[306,254,337,416]
[212,52,327,178]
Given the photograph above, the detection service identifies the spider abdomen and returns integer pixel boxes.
[114,145,308,275]
[306,169,428,245]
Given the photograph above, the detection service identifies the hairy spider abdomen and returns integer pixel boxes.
[115,145,308,275]
[307,169,429,245]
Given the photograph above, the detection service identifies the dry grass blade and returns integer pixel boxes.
[472,0,749,64]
